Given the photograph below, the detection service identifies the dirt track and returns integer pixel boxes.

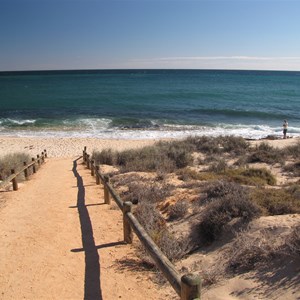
[0,157,174,299]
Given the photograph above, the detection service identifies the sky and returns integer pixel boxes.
[0,0,300,71]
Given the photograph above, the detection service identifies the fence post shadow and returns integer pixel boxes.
[72,158,102,300]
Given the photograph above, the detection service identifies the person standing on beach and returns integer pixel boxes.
[283,120,288,139]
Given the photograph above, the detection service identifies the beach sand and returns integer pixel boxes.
[0,136,161,158]
[0,135,299,158]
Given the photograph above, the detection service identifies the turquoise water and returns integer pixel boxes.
[0,69,300,139]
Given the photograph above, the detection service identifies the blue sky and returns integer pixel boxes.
[1,0,300,71]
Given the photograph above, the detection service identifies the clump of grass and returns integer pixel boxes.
[250,188,300,215]
[168,199,189,221]
[198,181,260,243]
[0,152,31,181]
[226,168,276,186]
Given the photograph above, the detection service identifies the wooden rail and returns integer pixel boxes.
[83,147,201,300]
[0,150,47,191]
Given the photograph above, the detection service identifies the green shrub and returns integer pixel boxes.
[241,168,276,185]
[250,188,300,215]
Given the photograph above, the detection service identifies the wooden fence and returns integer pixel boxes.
[0,150,47,191]
[83,147,201,300]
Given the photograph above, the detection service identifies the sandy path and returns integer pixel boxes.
[0,157,174,299]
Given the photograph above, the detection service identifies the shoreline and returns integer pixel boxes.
[0,135,299,158]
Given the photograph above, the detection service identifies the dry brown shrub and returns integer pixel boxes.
[168,199,189,220]
[0,152,31,181]
[228,230,280,272]
[197,181,260,243]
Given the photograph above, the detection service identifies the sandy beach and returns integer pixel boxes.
[0,135,299,158]
[0,136,162,158]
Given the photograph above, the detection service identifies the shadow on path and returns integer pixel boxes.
[72,158,102,300]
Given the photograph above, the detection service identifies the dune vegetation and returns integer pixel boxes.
[93,136,300,289]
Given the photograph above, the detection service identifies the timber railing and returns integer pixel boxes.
[83,147,201,300]
[0,150,47,191]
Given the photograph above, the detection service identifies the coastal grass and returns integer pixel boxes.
[250,187,300,215]
[0,152,31,181]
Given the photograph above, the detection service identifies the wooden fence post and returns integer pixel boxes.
[181,273,201,300]
[95,166,100,185]
[23,162,28,180]
[104,175,111,204]
[11,169,18,191]
[91,160,94,176]
[123,201,133,244]
[86,155,90,169]
[37,155,40,167]
[44,149,47,158]
[41,152,45,163]
[83,147,87,162]
[32,158,36,173]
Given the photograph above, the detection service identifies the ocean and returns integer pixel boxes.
[0,69,300,140]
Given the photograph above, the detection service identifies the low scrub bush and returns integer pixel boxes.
[93,140,194,173]
[250,188,300,215]
[92,148,117,165]
[168,199,189,220]
[177,168,203,181]
[122,181,173,204]
[247,144,283,165]
[208,159,228,174]
[0,152,31,181]
[285,225,300,256]
[285,141,300,159]
[218,135,249,156]
[284,161,300,177]
[134,201,186,262]
[198,181,260,243]
[228,231,280,272]
[226,168,276,186]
